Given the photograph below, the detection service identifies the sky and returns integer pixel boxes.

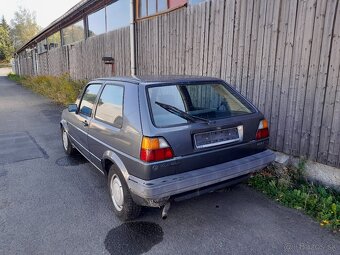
[0,0,81,28]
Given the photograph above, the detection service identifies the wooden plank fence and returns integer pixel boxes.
[15,27,130,79]
[14,0,340,168]
[135,0,340,168]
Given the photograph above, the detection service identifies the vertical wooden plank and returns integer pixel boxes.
[269,0,290,148]
[235,0,247,91]
[246,0,260,100]
[175,10,180,74]
[309,0,338,160]
[318,1,340,163]
[328,73,340,167]
[206,0,217,76]
[263,0,280,122]
[202,1,211,76]
[179,7,187,75]
[161,15,166,75]
[279,0,304,152]
[191,5,199,76]
[186,6,195,75]
[169,11,175,74]
[126,27,131,76]
[173,9,178,74]
[147,19,151,74]
[240,0,254,97]
[230,0,241,87]
[140,21,145,75]
[221,0,235,82]
[157,18,161,75]
[299,0,328,156]
[290,0,317,156]
[136,22,140,75]
[146,19,150,75]
[175,9,181,74]
[211,0,225,78]
[197,2,206,75]
[166,13,171,74]
[258,0,275,112]
[252,0,267,105]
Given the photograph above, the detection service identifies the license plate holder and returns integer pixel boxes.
[194,126,242,149]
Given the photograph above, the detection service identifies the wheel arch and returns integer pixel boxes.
[101,150,129,181]
[60,119,68,131]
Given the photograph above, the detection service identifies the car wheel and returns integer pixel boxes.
[108,165,141,221]
[61,127,75,155]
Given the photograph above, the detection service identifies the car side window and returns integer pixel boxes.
[79,84,102,116]
[95,84,124,128]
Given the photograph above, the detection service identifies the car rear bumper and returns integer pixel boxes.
[127,149,275,200]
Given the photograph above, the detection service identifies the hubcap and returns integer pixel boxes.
[110,174,124,211]
[62,130,68,151]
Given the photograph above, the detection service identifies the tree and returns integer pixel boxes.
[1,16,10,31]
[10,7,40,51]
[0,16,14,62]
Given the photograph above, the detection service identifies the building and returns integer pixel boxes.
[14,0,201,76]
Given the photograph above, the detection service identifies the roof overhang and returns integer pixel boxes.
[16,0,114,54]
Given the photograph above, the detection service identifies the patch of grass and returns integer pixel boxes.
[249,162,340,233]
[7,73,23,82]
[8,73,87,106]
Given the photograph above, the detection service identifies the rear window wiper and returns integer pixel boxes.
[155,101,211,124]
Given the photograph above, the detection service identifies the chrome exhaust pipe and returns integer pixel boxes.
[161,202,171,220]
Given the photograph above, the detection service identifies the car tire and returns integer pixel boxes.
[61,127,75,155]
[108,165,141,221]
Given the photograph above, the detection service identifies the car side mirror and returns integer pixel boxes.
[68,104,78,113]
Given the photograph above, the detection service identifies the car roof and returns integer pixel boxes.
[95,75,223,85]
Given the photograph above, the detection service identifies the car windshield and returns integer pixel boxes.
[148,83,254,127]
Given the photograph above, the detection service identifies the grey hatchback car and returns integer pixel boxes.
[60,76,275,220]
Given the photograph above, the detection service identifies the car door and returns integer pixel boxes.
[67,83,102,159]
[87,83,125,169]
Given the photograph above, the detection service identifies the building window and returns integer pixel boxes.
[88,8,106,37]
[106,0,130,32]
[95,84,124,128]
[87,1,130,37]
[62,20,85,45]
[47,32,61,50]
[137,0,187,19]
[188,0,206,5]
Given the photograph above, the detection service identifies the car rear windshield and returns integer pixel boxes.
[147,83,255,127]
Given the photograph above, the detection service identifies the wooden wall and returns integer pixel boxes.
[14,0,340,168]
[135,0,340,168]
[16,27,130,79]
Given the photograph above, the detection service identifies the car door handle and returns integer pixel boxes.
[82,120,89,127]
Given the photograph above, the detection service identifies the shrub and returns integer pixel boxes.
[8,73,87,106]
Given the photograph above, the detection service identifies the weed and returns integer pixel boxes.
[7,73,23,82]
[8,73,87,106]
[249,162,340,232]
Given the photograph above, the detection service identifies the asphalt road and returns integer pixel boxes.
[0,70,339,255]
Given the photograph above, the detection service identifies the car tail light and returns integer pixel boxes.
[140,137,174,162]
[256,119,269,140]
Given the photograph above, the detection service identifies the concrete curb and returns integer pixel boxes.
[274,151,340,192]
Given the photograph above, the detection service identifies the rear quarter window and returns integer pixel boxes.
[95,84,124,128]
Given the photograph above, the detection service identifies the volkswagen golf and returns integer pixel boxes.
[60,76,275,220]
